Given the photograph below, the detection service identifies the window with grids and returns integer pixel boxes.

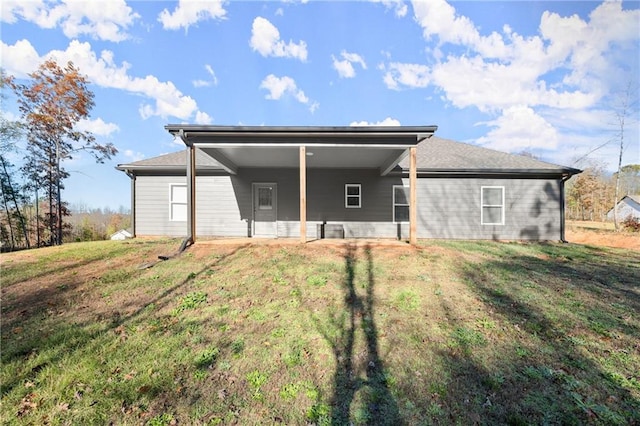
[170,184,187,221]
[481,186,505,225]
[393,185,410,223]
[345,184,361,208]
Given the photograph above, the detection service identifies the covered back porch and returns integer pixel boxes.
[165,125,437,244]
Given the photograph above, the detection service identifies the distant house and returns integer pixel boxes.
[110,229,133,240]
[606,195,640,221]
[116,125,581,243]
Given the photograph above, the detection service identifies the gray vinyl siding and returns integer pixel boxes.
[135,176,187,236]
[135,175,247,237]
[230,168,404,238]
[416,177,562,240]
[134,170,563,240]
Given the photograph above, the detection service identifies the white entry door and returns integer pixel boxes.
[253,183,277,237]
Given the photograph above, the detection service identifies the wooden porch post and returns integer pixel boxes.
[409,146,417,245]
[299,146,307,243]
[187,145,196,243]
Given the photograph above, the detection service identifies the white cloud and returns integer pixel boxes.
[371,0,408,18]
[123,149,145,162]
[350,117,401,126]
[194,111,212,125]
[406,0,638,168]
[260,74,307,102]
[430,56,596,112]
[381,62,430,90]
[76,117,119,136]
[158,0,226,31]
[475,106,559,151]
[332,58,355,79]
[250,17,308,61]
[192,80,210,88]
[332,51,367,78]
[192,64,218,87]
[259,74,317,112]
[1,39,210,122]
[410,0,639,110]
[1,0,139,42]
[0,39,42,77]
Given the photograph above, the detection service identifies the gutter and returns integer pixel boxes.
[180,130,195,252]
[114,168,136,238]
[560,173,579,243]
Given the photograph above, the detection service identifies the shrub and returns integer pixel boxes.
[621,215,640,232]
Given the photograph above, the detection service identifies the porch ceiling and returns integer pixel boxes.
[167,125,438,176]
[200,145,408,173]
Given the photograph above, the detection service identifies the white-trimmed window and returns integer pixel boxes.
[170,184,187,221]
[345,184,361,208]
[481,186,505,225]
[393,185,410,223]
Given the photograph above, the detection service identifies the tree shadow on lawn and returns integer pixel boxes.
[442,243,640,424]
[0,244,250,399]
[312,243,401,425]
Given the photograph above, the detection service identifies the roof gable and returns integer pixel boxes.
[116,149,222,171]
[621,195,640,207]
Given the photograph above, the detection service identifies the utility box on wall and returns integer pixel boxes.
[318,224,345,239]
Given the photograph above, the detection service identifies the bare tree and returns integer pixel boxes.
[10,60,117,245]
[612,82,638,231]
[0,71,30,249]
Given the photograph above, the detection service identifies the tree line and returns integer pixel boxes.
[1,60,117,251]
[1,60,638,250]
[566,162,639,224]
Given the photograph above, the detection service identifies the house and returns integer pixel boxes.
[110,229,133,240]
[606,195,640,221]
[116,125,581,243]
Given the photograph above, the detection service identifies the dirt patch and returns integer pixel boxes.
[566,227,640,250]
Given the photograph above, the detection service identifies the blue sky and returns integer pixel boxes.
[1,0,639,210]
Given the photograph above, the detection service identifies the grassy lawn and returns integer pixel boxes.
[1,239,639,425]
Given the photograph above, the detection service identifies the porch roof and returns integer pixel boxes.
[164,125,437,175]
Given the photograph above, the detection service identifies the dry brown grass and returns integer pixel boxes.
[2,238,638,425]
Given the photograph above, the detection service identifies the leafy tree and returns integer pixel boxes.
[10,60,117,245]
[566,164,613,221]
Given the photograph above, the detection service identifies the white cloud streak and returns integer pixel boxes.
[158,0,227,31]
[332,51,367,78]
[371,0,408,18]
[192,64,218,87]
[381,62,430,90]
[76,117,119,136]
[1,39,210,122]
[250,17,308,61]
[1,0,139,42]
[399,0,639,154]
[259,74,318,112]
[350,117,401,126]
[475,106,559,151]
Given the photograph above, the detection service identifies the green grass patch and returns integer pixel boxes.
[1,239,638,424]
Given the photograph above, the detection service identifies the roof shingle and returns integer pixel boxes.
[399,136,577,173]
[117,136,579,175]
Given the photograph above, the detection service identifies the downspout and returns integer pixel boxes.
[126,170,136,238]
[179,129,195,251]
[560,175,571,243]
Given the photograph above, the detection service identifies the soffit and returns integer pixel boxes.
[200,146,407,169]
